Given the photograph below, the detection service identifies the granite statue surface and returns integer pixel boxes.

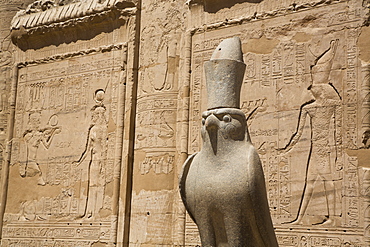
[180,37,279,247]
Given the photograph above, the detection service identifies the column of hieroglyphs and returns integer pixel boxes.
[128,0,188,246]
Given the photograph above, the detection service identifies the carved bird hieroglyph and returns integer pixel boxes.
[179,37,278,247]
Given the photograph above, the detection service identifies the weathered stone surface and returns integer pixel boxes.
[186,0,370,246]
[0,0,369,246]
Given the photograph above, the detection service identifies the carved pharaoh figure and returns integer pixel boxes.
[279,40,342,225]
[20,111,61,185]
[180,37,278,246]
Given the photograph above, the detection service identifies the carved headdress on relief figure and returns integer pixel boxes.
[278,39,342,226]
[73,89,108,219]
[310,39,339,86]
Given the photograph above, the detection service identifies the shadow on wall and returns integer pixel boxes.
[10,0,136,51]
[203,0,264,13]
[11,10,127,51]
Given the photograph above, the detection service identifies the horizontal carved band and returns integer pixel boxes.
[11,0,135,30]
[17,43,127,68]
[189,0,345,34]
[10,0,136,50]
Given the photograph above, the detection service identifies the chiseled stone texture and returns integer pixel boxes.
[129,0,186,246]
[0,0,369,246]
[187,0,370,246]
[1,1,135,246]
[0,0,36,200]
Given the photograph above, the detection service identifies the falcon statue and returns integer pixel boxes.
[179,37,278,247]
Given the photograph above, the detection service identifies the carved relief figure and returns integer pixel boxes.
[139,2,182,96]
[20,112,61,185]
[74,89,108,219]
[279,40,342,225]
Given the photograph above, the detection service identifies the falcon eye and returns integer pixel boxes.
[223,114,231,122]
[202,118,206,125]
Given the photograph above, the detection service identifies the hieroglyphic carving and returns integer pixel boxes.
[0,50,11,114]
[361,64,370,148]
[129,1,185,246]
[188,53,203,153]
[344,29,359,149]
[343,156,360,227]
[274,232,366,247]
[309,236,341,246]
[4,46,124,245]
[187,1,367,245]
[138,0,182,97]
[129,190,174,244]
[135,96,177,150]
[328,7,363,27]
[139,153,174,175]
[277,234,298,246]
[363,168,370,246]
[0,49,12,185]
[2,221,111,245]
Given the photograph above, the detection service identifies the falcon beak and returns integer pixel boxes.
[205,114,219,155]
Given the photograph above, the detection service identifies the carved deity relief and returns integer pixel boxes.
[278,40,342,226]
[138,1,183,96]
[73,89,108,219]
[3,49,124,245]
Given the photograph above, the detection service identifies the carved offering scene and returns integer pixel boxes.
[3,47,127,246]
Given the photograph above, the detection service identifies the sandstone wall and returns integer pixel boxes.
[0,0,369,246]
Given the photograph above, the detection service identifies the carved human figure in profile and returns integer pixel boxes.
[74,89,108,219]
[21,112,61,185]
[278,40,342,225]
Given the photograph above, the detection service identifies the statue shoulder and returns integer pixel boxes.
[179,153,197,185]
[179,152,198,223]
